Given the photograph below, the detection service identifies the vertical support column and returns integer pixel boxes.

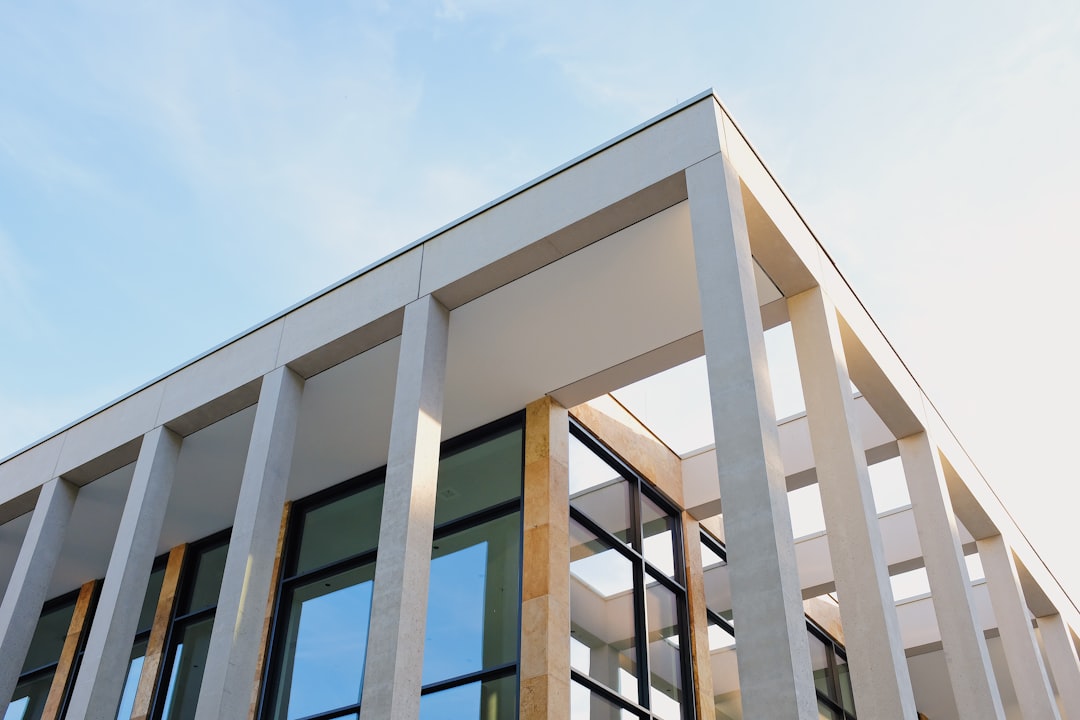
[520,397,570,720]
[0,477,78,707]
[195,366,304,720]
[359,294,449,720]
[248,502,293,720]
[788,285,917,719]
[131,544,187,720]
[41,580,97,720]
[978,535,1061,720]
[66,425,182,719]
[898,431,1005,718]
[686,151,817,720]
[1037,613,1080,718]
[682,516,717,720]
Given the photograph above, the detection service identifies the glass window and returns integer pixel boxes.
[294,484,384,575]
[418,674,517,720]
[7,591,82,720]
[184,542,229,614]
[568,422,691,720]
[434,428,522,526]
[270,563,375,720]
[570,520,639,704]
[159,616,215,720]
[423,512,520,685]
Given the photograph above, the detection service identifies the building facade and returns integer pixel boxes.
[1,91,1079,720]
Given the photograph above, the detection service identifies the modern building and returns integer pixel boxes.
[1,90,1078,720]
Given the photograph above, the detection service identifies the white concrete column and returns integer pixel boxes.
[1037,613,1080,718]
[358,294,449,720]
[979,534,1061,720]
[898,431,1005,718]
[65,425,181,719]
[686,152,818,720]
[788,285,917,719]
[0,477,78,710]
[195,366,304,720]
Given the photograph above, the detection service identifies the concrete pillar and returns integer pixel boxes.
[898,431,1005,718]
[0,477,78,711]
[520,397,570,720]
[65,426,182,720]
[1038,613,1080,718]
[788,285,917,719]
[686,151,818,720]
[194,366,304,720]
[978,534,1061,720]
[358,294,449,720]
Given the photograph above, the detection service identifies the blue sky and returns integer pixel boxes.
[2,3,1079,601]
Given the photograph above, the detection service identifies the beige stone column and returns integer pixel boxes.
[66,425,182,720]
[195,366,304,720]
[686,151,818,720]
[682,516,717,720]
[359,294,450,720]
[1037,613,1080,718]
[520,397,570,720]
[898,431,1005,718]
[788,285,917,719]
[0,477,78,711]
[978,534,1061,720]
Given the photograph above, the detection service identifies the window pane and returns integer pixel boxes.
[569,681,639,719]
[159,616,215,720]
[423,512,520,685]
[645,580,684,720]
[835,653,854,714]
[570,435,631,545]
[271,563,375,720]
[818,700,842,720]
[434,428,523,526]
[419,674,516,720]
[709,621,742,720]
[570,520,638,705]
[295,484,384,575]
[115,639,148,720]
[640,495,677,580]
[6,672,54,720]
[184,542,229,614]
[137,566,165,634]
[21,600,75,673]
[808,632,832,699]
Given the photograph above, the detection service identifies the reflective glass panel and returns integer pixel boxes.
[137,566,165,634]
[422,512,520,685]
[184,542,229,614]
[21,601,75,673]
[271,563,375,720]
[295,484,384,575]
[808,632,831,698]
[835,653,854,714]
[569,520,638,704]
[569,681,638,720]
[434,428,523,526]
[645,580,683,720]
[5,672,53,720]
[418,675,517,720]
[709,621,741,720]
[159,616,215,720]
[818,701,842,720]
[115,639,148,720]
[569,435,631,545]
[640,495,677,580]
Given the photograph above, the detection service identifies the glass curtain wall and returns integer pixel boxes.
[568,421,693,720]
[260,413,524,720]
[115,561,168,719]
[699,531,857,720]
[419,417,523,720]
[262,470,386,720]
[4,592,83,720]
[154,534,230,720]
